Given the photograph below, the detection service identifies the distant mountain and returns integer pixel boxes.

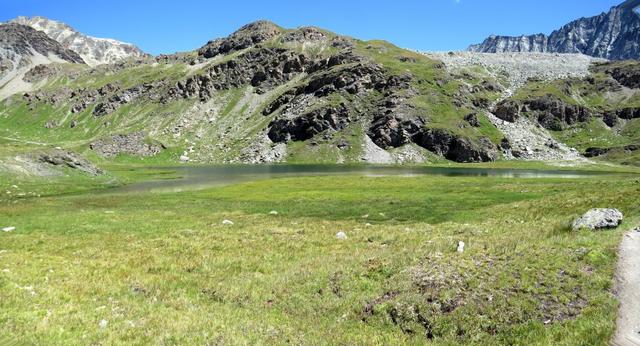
[469,0,640,60]
[0,23,85,99]
[10,16,148,66]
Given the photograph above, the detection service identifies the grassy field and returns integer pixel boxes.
[0,167,639,345]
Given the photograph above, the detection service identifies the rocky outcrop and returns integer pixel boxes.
[197,21,282,59]
[604,107,640,121]
[469,0,640,60]
[168,48,313,101]
[494,100,521,122]
[593,61,640,89]
[494,96,591,130]
[39,150,103,175]
[526,96,591,131]
[585,145,639,157]
[92,83,158,116]
[10,16,147,66]
[89,132,163,158]
[268,104,350,142]
[413,129,498,163]
[281,27,327,43]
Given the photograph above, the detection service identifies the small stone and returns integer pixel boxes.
[457,241,465,253]
[99,319,108,329]
[2,227,15,232]
[336,231,347,240]
[269,210,278,215]
[179,155,190,162]
[222,220,234,225]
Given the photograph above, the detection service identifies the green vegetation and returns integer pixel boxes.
[0,166,638,344]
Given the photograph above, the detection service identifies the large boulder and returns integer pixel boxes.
[572,208,624,231]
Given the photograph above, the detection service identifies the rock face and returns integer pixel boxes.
[268,104,351,143]
[469,0,640,60]
[494,96,592,131]
[593,61,640,89]
[572,208,624,230]
[10,16,147,66]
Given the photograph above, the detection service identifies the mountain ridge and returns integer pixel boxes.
[469,0,640,60]
[0,18,638,165]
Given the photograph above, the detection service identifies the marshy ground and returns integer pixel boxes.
[0,165,639,344]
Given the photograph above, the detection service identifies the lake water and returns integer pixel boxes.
[111,164,620,193]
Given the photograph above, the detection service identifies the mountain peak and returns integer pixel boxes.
[9,16,148,66]
[198,20,283,59]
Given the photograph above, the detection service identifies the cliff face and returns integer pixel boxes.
[469,0,640,60]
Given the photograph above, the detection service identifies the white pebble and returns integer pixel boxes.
[222,220,234,225]
[2,227,15,232]
[336,231,347,240]
[99,319,108,329]
[269,210,278,215]
[457,241,465,253]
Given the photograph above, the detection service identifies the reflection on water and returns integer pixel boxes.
[109,165,618,193]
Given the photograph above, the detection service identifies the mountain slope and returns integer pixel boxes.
[10,16,148,66]
[0,20,638,165]
[0,23,85,100]
[469,0,640,60]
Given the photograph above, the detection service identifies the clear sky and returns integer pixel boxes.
[0,0,624,55]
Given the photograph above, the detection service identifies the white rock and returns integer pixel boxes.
[222,220,234,225]
[179,155,190,162]
[457,241,465,253]
[99,319,108,329]
[572,208,624,230]
[269,210,278,215]
[336,231,347,240]
[2,227,15,232]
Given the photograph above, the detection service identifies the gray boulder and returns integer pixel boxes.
[572,208,624,230]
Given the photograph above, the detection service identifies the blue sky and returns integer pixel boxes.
[0,0,623,55]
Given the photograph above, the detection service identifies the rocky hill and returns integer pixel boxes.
[469,0,640,60]
[0,20,638,166]
[10,16,148,66]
